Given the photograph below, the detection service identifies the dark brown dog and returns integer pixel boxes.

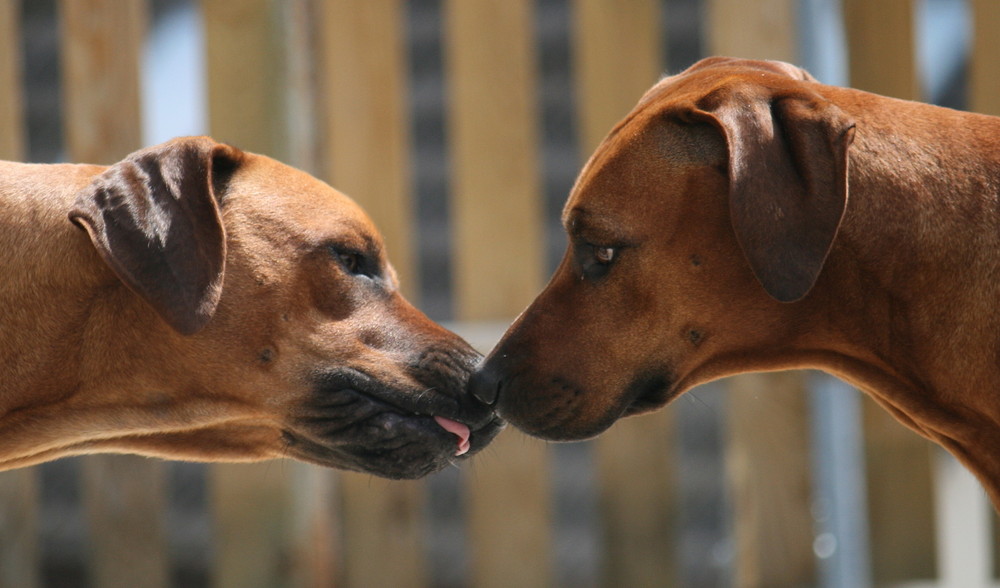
[0,136,501,479]
[471,56,1000,507]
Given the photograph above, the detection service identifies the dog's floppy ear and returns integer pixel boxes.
[69,137,244,335]
[690,84,855,302]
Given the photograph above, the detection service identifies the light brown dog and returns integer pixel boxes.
[0,136,501,478]
[471,56,1000,507]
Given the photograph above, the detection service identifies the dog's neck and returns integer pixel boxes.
[0,162,157,412]
[798,101,1000,504]
[0,162,274,468]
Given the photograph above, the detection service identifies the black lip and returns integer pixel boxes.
[621,368,678,416]
[285,369,503,478]
[313,369,498,430]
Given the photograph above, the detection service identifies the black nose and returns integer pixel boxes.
[468,364,501,406]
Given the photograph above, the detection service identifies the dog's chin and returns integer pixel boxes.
[499,368,677,442]
[284,374,504,479]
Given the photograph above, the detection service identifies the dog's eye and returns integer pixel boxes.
[328,246,365,275]
[338,252,361,274]
[575,242,619,281]
[594,246,615,264]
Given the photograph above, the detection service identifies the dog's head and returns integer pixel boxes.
[69,136,502,478]
[471,57,855,440]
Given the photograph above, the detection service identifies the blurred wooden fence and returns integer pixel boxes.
[1,0,998,587]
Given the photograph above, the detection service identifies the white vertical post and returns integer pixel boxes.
[934,449,992,588]
[808,373,873,588]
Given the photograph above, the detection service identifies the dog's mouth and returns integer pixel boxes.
[492,366,678,441]
[283,370,504,479]
[621,369,678,417]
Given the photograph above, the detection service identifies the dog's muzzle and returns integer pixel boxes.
[284,348,504,479]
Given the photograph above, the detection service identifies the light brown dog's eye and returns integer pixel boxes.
[594,246,615,264]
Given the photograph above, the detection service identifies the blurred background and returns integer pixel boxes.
[0,0,997,587]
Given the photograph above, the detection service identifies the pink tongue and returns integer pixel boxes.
[434,416,471,456]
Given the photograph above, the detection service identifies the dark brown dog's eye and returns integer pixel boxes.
[339,252,361,274]
[594,246,615,264]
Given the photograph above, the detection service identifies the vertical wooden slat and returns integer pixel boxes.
[203,3,295,587]
[81,457,168,588]
[725,373,817,587]
[842,0,919,101]
[60,0,145,164]
[210,463,293,588]
[322,0,416,294]
[572,1,679,586]
[972,2,1000,574]
[445,0,546,319]
[284,3,340,587]
[0,0,23,161]
[204,0,286,157]
[319,2,426,585]
[0,3,37,587]
[338,477,426,588]
[704,2,818,587]
[704,0,797,62]
[841,2,938,584]
[287,463,338,588]
[60,2,170,587]
[970,0,1000,117]
[444,1,552,586]
[860,398,938,583]
[574,0,661,153]
[0,468,37,588]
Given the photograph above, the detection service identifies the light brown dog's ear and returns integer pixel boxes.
[691,85,855,302]
[69,137,244,335]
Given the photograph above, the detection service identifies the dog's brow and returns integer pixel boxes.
[334,224,382,257]
[565,208,623,243]
[564,208,590,233]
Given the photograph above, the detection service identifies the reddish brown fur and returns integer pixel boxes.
[0,137,499,478]
[472,57,1000,508]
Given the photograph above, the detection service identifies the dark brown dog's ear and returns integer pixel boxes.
[69,137,244,335]
[691,85,855,302]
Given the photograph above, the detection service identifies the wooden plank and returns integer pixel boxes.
[203,0,285,157]
[203,3,297,587]
[0,3,38,587]
[703,3,817,587]
[574,0,662,153]
[443,1,552,586]
[321,0,416,294]
[572,1,679,585]
[445,0,546,320]
[210,464,294,588]
[60,0,145,164]
[972,2,1000,573]
[287,464,338,588]
[861,395,938,583]
[842,0,919,100]
[338,476,426,588]
[80,457,168,588]
[704,0,797,62]
[842,2,938,584]
[281,4,341,587]
[317,2,426,585]
[0,470,38,588]
[726,373,817,587]
[0,0,23,161]
[970,0,1000,116]
[59,2,170,587]
[593,414,677,586]
[464,429,552,588]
